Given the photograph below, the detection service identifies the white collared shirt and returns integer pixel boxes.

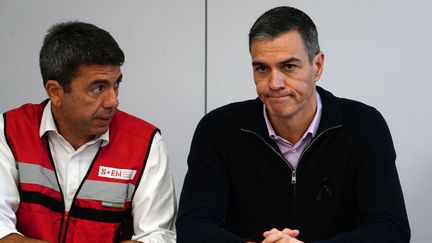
[0,102,176,242]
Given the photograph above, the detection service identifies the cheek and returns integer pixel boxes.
[254,81,267,93]
[88,104,102,116]
[294,82,315,101]
[69,98,96,118]
[60,97,78,115]
[295,73,315,88]
[253,72,268,84]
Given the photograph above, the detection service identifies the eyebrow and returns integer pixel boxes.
[252,61,266,67]
[91,74,123,85]
[252,57,302,67]
[116,74,123,83]
[280,57,302,64]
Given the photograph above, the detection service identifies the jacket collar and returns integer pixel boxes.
[315,86,343,134]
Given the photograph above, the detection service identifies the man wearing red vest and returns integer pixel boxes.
[0,22,176,242]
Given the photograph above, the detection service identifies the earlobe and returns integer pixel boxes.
[45,80,63,107]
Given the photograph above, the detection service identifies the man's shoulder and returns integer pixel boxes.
[337,97,382,120]
[112,109,159,136]
[195,98,261,132]
[318,87,389,136]
[203,99,260,123]
[207,99,260,117]
[332,96,388,133]
[4,101,47,117]
[3,101,48,130]
[319,86,382,120]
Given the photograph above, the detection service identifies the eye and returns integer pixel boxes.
[114,81,121,91]
[254,65,268,73]
[92,84,104,94]
[284,63,296,70]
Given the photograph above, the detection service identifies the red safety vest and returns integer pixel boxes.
[4,101,158,243]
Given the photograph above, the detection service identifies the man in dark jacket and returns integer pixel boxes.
[176,6,410,243]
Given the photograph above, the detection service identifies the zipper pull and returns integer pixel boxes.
[291,171,297,184]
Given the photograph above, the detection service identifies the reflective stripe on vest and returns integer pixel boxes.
[17,162,60,192]
[18,162,136,203]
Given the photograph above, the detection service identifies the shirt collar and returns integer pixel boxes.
[39,100,110,147]
[264,90,322,140]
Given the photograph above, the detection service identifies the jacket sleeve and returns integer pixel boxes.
[313,108,410,243]
[176,115,251,243]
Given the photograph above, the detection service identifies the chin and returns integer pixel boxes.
[268,107,295,118]
[94,127,109,136]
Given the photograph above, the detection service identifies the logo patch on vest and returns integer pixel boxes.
[102,201,125,208]
[98,166,136,180]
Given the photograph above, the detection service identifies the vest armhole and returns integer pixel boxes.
[130,128,160,201]
[3,112,15,157]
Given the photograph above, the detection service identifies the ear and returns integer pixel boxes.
[45,80,64,108]
[313,52,325,82]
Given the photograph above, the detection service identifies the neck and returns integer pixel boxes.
[51,105,94,150]
[64,134,95,151]
[269,99,317,145]
[270,117,308,144]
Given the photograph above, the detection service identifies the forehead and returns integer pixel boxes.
[250,31,308,61]
[73,64,121,82]
[77,64,121,75]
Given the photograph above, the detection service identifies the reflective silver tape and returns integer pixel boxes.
[17,162,136,203]
[78,180,136,203]
[17,162,60,192]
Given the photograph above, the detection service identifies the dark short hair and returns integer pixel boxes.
[39,21,124,92]
[249,6,320,63]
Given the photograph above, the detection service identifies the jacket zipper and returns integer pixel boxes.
[241,124,341,225]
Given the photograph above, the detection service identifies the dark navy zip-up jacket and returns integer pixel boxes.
[177,86,410,243]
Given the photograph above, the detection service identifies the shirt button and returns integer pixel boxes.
[292,149,297,153]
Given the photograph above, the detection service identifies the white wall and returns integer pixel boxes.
[1,0,431,242]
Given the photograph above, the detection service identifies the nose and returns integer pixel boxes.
[269,70,285,91]
[103,88,119,110]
